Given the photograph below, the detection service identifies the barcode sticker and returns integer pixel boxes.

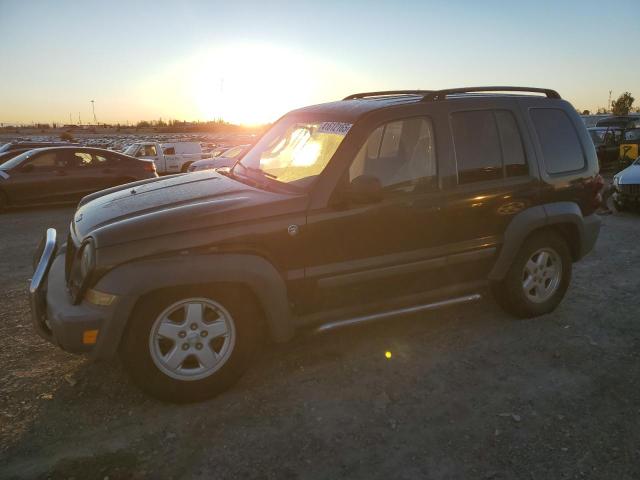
[318,122,352,135]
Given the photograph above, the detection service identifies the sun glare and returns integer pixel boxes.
[189,44,319,125]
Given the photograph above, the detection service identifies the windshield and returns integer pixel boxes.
[123,144,139,155]
[233,117,351,190]
[0,149,38,170]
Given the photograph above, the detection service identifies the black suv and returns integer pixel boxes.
[30,87,602,402]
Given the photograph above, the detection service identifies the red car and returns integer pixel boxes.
[0,147,157,210]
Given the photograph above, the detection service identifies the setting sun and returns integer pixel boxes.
[188,44,320,125]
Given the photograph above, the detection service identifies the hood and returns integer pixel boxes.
[617,163,640,185]
[72,170,304,247]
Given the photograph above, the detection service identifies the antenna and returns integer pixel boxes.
[91,99,97,124]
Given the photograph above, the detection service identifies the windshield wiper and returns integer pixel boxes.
[243,165,278,179]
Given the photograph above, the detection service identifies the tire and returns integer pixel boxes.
[181,162,193,173]
[121,285,264,403]
[491,231,572,318]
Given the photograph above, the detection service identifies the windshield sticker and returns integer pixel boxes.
[318,122,352,135]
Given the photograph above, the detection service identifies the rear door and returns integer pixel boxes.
[439,100,541,283]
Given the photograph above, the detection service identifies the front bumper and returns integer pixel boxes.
[29,229,127,358]
[613,184,640,205]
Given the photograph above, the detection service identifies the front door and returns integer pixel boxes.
[7,150,73,204]
[304,115,448,313]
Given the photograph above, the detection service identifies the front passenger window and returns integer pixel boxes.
[349,117,437,192]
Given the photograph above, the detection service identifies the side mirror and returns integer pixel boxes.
[20,163,34,173]
[347,175,383,204]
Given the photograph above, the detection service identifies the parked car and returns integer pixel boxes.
[187,144,251,172]
[30,86,601,402]
[595,115,640,129]
[0,141,79,154]
[612,156,640,210]
[123,141,207,174]
[0,147,157,209]
[588,126,623,169]
[210,145,231,157]
[0,148,33,165]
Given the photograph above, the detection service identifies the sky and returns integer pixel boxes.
[1,0,638,126]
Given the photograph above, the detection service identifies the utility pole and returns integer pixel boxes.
[91,99,97,124]
[608,90,612,112]
[78,112,81,125]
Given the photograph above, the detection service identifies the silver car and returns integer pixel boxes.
[613,156,640,211]
[187,144,251,172]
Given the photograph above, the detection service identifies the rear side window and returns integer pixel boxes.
[531,109,585,174]
[451,110,528,184]
[452,111,502,183]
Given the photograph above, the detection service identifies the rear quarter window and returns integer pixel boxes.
[531,108,585,174]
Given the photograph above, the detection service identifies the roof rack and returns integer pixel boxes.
[422,86,561,101]
[343,90,433,100]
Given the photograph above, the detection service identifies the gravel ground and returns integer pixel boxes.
[0,206,639,479]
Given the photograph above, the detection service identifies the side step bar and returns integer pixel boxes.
[314,293,482,334]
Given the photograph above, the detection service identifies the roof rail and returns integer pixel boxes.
[422,86,561,102]
[343,90,433,100]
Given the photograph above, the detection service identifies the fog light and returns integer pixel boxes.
[85,288,117,306]
[83,329,99,344]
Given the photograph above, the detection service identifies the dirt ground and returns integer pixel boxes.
[1,205,639,480]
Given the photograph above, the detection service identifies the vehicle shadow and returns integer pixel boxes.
[2,296,515,478]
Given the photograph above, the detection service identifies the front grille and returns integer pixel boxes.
[620,184,640,196]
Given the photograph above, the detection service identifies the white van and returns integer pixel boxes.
[123,142,206,174]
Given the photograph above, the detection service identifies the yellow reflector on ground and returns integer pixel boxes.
[83,329,99,345]
[385,351,392,359]
[85,289,117,306]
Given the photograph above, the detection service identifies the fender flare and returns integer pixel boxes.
[488,202,596,280]
[91,253,293,360]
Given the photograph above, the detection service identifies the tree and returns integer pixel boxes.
[60,132,74,142]
[611,92,634,116]
[582,109,591,115]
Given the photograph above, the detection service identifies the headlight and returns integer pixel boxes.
[69,238,96,304]
[613,176,620,187]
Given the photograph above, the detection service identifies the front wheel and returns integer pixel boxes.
[121,287,263,402]
[492,231,572,318]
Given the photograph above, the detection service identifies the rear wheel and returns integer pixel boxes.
[121,286,263,402]
[492,231,572,318]
[181,162,193,173]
